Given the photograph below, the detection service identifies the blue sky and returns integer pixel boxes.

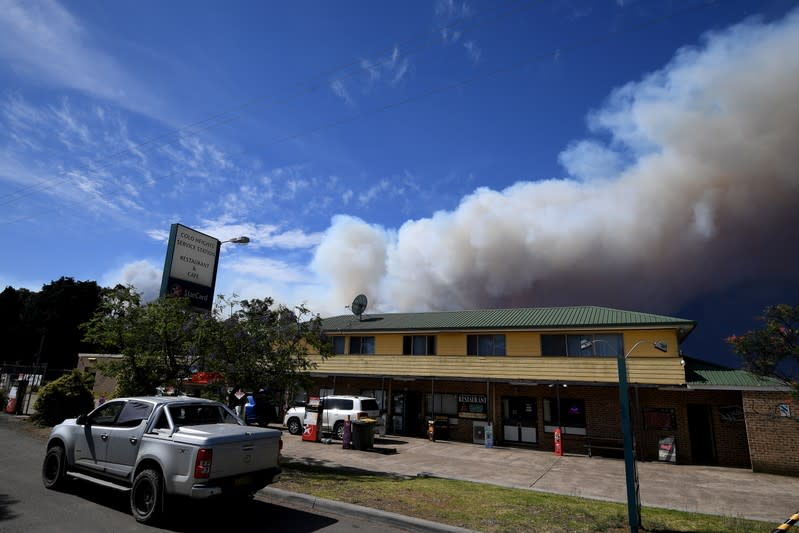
[2,0,798,366]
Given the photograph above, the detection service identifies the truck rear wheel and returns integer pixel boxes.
[131,468,164,524]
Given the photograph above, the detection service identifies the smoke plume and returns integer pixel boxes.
[312,11,799,314]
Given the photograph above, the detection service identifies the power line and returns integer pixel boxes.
[0,0,535,209]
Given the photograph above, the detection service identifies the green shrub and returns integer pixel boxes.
[33,370,96,426]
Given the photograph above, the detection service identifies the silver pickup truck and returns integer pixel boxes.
[41,396,282,524]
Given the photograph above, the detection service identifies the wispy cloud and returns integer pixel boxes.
[463,41,481,63]
[0,0,161,118]
[331,45,411,104]
[435,0,472,20]
[283,178,309,200]
[361,46,411,85]
[359,179,391,206]
[330,79,355,106]
[0,93,240,225]
[51,97,92,150]
[434,1,479,63]
[147,219,323,251]
[441,27,462,44]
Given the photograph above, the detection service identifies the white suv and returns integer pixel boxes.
[283,395,381,439]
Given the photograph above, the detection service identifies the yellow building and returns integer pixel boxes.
[303,305,794,472]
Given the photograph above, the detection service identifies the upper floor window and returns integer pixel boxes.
[349,336,375,355]
[467,334,506,356]
[403,335,436,355]
[328,336,345,354]
[541,333,623,356]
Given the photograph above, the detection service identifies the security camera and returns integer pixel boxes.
[680,359,686,367]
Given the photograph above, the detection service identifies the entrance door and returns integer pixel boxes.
[391,392,405,434]
[502,397,537,444]
[391,392,423,436]
[687,404,717,464]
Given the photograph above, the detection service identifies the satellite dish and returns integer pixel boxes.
[351,294,368,320]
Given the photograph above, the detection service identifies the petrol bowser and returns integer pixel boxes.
[302,398,321,442]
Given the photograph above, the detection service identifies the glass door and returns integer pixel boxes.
[502,397,537,444]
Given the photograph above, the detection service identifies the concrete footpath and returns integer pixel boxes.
[271,430,799,524]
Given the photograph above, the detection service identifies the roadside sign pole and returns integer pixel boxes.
[618,355,641,533]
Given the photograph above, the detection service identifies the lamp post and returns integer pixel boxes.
[580,338,667,533]
[218,236,249,317]
[221,236,250,244]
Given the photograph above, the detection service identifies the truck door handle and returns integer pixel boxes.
[129,437,138,445]
[100,434,109,441]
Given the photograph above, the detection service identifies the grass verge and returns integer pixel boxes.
[274,461,771,533]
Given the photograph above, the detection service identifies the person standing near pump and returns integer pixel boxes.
[229,386,247,418]
[342,415,352,449]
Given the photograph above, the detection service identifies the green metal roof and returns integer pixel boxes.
[684,357,790,390]
[321,305,696,339]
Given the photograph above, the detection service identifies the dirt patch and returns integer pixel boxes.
[2,414,52,441]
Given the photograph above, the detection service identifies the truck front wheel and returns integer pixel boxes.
[42,445,68,490]
[131,468,164,524]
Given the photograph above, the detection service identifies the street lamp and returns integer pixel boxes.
[221,236,250,244]
[580,338,667,533]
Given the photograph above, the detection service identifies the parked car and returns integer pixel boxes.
[283,395,381,439]
[42,396,282,524]
[243,390,279,426]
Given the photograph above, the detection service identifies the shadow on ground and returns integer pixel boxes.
[57,479,338,532]
[0,493,20,522]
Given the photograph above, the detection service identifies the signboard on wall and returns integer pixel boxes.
[159,223,221,311]
[458,394,487,419]
[658,436,677,463]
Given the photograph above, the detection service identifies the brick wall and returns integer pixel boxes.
[742,390,799,476]
[635,389,750,468]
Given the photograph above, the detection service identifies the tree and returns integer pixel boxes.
[33,369,95,426]
[0,286,36,362]
[726,304,799,387]
[33,277,103,369]
[203,295,332,399]
[81,288,333,398]
[82,285,210,396]
[0,278,102,368]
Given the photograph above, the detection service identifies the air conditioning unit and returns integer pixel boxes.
[472,421,487,444]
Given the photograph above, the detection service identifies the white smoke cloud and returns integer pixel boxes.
[102,260,162,302]
[311,11,799,313]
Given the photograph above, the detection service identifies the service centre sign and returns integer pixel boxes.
[159,223,221,311]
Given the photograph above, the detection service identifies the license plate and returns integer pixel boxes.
[234,475,253,487]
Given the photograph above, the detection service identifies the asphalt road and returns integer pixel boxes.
[0,415,412,533]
